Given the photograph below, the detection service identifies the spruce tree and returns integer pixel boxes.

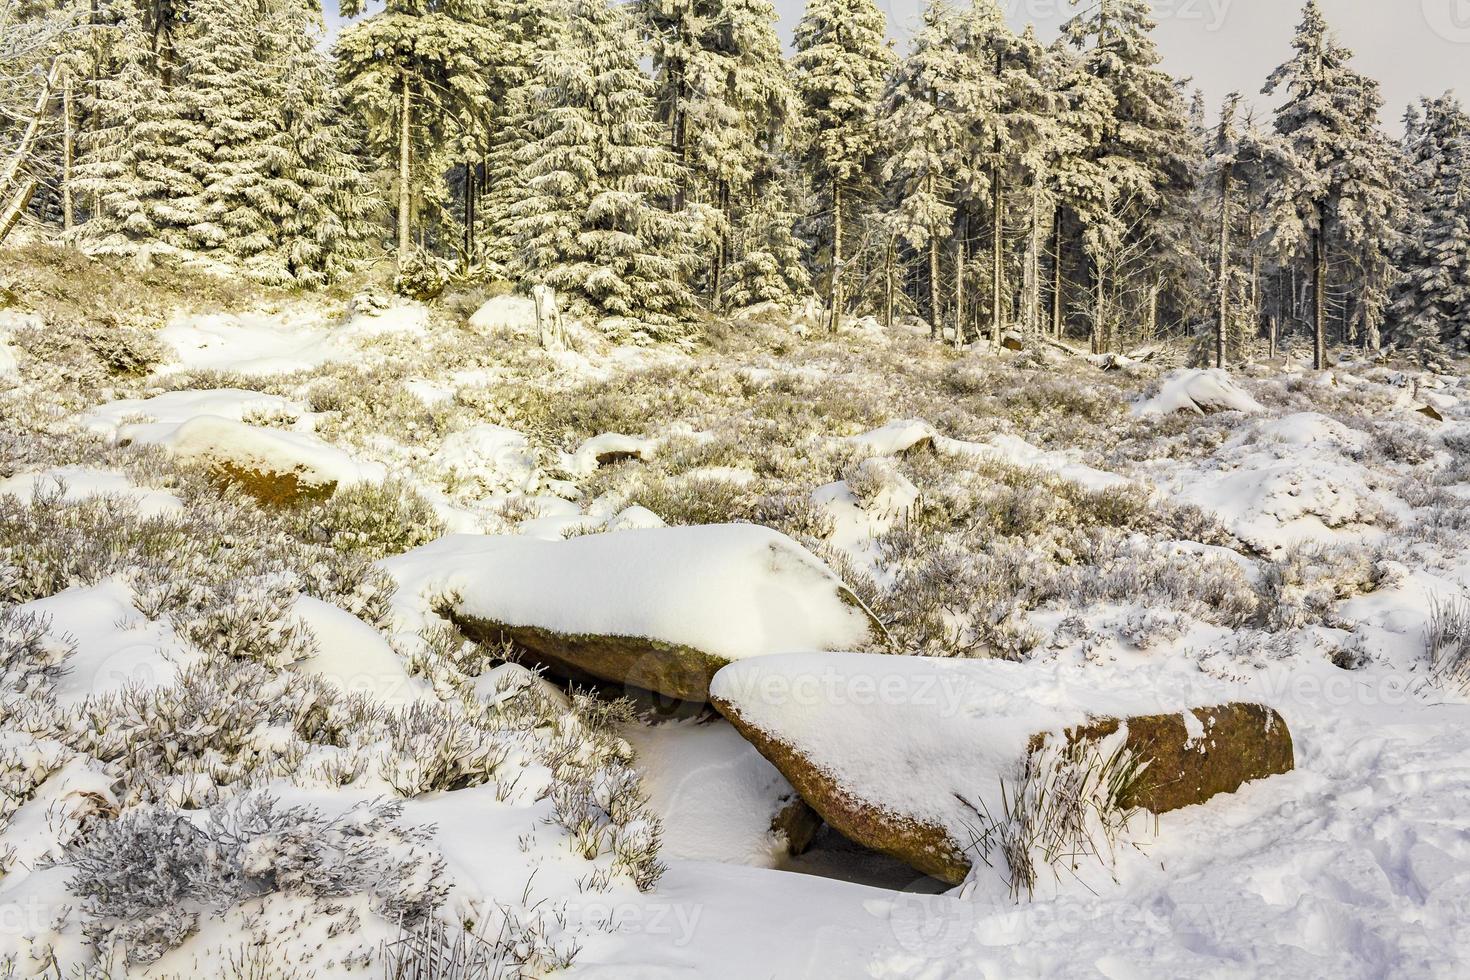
[1390,93,1470,366]
[509,0,695,329]
[881,0,964,339]
[792,0,891,332]
[1264,0,1399,368]
[1062,0,1197,353]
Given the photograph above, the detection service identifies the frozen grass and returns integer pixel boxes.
[1426,596,1470,693]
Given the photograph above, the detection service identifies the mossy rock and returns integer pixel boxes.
[210,461,337,509]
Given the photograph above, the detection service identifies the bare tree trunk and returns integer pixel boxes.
[1091,260,1105,354]
[62,70,74,232]
[991,169,1003,347]
[1052,211,1063,339]
[1312,221,1326,370]
[396,71,413,270]
[884,235,895,330]
[1216,163,1232,368]
[954,230,966,349]
[1025,184,1041,339]
[928,202,942,339]
[830,179,843,334]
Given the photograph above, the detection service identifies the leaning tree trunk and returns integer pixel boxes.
[1312,221,1326,371]
[1216,163,1232,369]
[830,178,843,334]
[396,71,413,270]
[0,179,36,245]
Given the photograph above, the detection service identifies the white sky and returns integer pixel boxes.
[324,0,1468,133]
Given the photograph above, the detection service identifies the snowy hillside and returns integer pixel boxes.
[1,248,1469,978]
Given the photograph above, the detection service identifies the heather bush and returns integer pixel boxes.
[63,794,448,966]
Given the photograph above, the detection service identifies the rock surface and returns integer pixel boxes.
[711,653,1294,885]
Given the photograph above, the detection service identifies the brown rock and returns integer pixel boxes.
[1047,703,1295,815]
[770,796,824,856]
[713,694,1294,885]
[1416,403,1444,422]
[449,616,731,704]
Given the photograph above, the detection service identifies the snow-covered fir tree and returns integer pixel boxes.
[880,0,965,338]
[508,0,695,330]
[1061,0,1198,353]
[335,0,502,267]
[640,0,795,305]
[1390,93,1470,366]
[73,0,205,251]
[791,0,891,332]
[1263,0,1401,368]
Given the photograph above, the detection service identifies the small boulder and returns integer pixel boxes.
[383,525,886,704]
[711,653,1293,886]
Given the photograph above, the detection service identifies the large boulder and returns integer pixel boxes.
[710,653,1293,886]
[382,525,886,703]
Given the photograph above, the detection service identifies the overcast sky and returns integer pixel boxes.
[325,0,1468,134]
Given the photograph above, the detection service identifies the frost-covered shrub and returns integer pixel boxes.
[0,607,74,708]
[393,251,455,301]
[1361,421,1436,466]
[64,794,448,966]
[294,480,446,560]
[1426,597,1470,693]
[1255,543,1400,631]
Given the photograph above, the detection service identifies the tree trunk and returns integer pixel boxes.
[396,71,413,270]
[1216,163,1232,368]
[928,230,941,340]
[0,178,37,245]
[1312,221,1326,370]
[991,167,1003,347]
[830,179,843,334]
[1052,211,1064,339]
[884,236,895,330]
[1025,184,1041,338]
[1091,259,1105,354]
[954,229,966,350]
[62,70,74,232]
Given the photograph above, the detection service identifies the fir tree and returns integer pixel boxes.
[881,0,965,338]
[1389,93,1470,366]
[509,0,695,329]
[792,0,891,332]
[1264,0,1400,367]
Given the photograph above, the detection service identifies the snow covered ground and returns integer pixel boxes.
[3,269,1470,977]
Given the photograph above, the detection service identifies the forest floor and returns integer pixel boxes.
[2,245,1470,978]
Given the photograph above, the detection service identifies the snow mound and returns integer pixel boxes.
[468,294,538,334]
[847,419,939,456]
[291,596,430,707]
[82,388,306,444]
[1158,412,1403,553]
[1136,368,1265,416]
[382,524,878,666]
[22,580,199,706]
[431,424,539,494]
[148,416,382,490]
[158,304,428,375]
[941,432,1132,492]
[562,433,656,476]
